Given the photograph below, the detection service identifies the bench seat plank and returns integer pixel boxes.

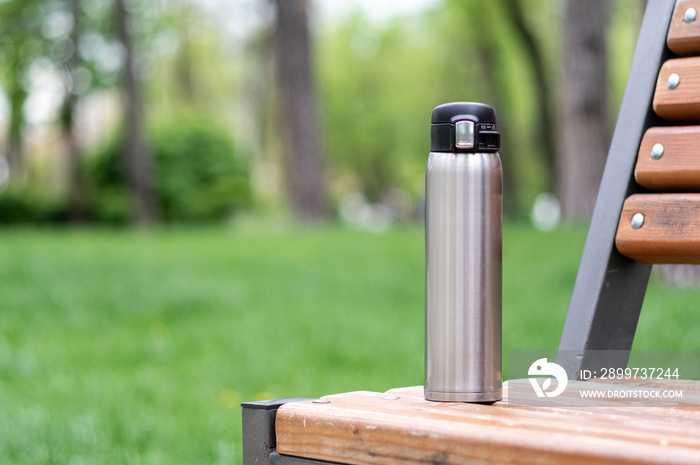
[667,0,700,56]
[616,194,700,263]
[636,126,700,191]
[654,57,700,121]
[276,384,700,465]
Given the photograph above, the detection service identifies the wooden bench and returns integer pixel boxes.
[273,384,700,465]
[243,380,700,465]
[242,1,700,464]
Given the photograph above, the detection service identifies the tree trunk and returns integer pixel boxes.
[175,28,196,105]
[7,82,26,187]
[557,0,611,222]
[61,96,88,222]
[115,0,160,225]
[272,0,329,222]
[61,0,88,222]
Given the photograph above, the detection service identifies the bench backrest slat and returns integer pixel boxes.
[653,57,700,120]
[616,194,700,264]
[636,126,700,191]
[667,0,700,56]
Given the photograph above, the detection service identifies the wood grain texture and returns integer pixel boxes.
[616,194,700,263]
[636,126,700,191]
[667,0,700,56]
[653,57,700,121]
[276,383,700,465]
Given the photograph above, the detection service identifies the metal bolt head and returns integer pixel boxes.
[684,7,697,23]
[651,143,664,160]
[667,73,680,90]
[381,395,399,400]
[631,213,645,229]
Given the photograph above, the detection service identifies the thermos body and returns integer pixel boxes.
[424,102,503,403]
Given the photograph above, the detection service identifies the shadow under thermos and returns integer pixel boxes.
[424,102,503,403]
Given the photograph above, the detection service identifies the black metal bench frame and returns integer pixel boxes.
[242,398,333,465]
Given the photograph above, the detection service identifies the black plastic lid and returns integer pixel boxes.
[430,102,500,152]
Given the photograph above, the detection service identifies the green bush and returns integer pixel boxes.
[0,189,35,223]
[89,119,251,223]
[0,188,70,224]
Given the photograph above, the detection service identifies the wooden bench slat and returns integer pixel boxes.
[276,385,700,465]
[653,57,700,121]
[667,0,700,56]
[616,194,700,264]
[636,126,700,191]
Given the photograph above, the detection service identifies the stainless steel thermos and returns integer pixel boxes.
[425,102,502,403]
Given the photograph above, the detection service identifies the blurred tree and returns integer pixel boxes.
[319,14,415,203]
[89,118,251,223]
[502,0,557,193]
[5,66,28,187]
[58,0,88,221]
[0,0,44,186]
[146,0,244,127]
[450,0,523,215]
[115,0,160,225]
[171,3,197,105]
[557,0,611,222]
[317,1,556,216]
[272,0,329,221]
[43,0,124,221]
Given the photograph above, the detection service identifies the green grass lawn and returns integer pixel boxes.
[0,223,698,464]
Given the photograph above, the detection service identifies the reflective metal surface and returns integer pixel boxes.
[425,151,502,402]
[454,121,475,149]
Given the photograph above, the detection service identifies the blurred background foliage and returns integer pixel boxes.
[0,0,645,227]
[89,119,251,223]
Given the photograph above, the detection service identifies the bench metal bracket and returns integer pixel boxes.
[242,398,336,465]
